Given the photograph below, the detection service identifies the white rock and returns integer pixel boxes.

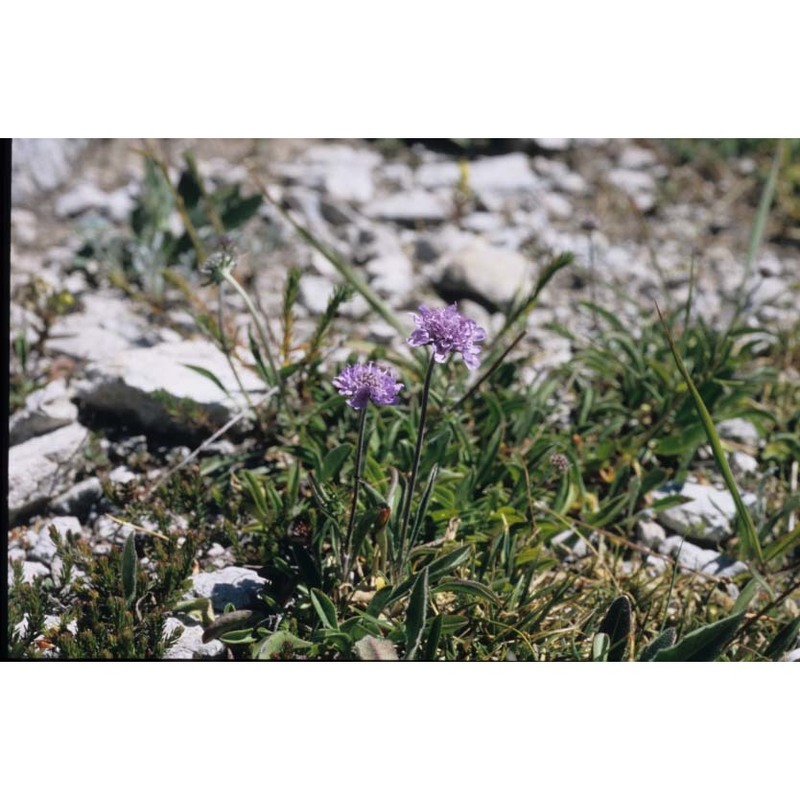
[299,274,336,315]
[652,479,757,544]
[74,338,266,433]
[324,165,374,204]
[534,138,570,151]
[302,144,382,170]
[469,153,542,196]
[8,561,51,585]
[12,138,89,204]
[94,516,136,544]
[185,566,269,613]
[48,293,163,361]
[636,519,667,549]
[108,466,137,484]
[749,276,789,308]
[163,616,227,660]
[416,161,460,190]
[730,452,759,476]
[659,535,749,579]
[436,240,533,311]
[50,477,104,517]
[381,162,414,190]
[717,418,760,445]
[532,157,589,195]
[54,182,110,218]
[619,145,657,170]
[9,379,78,446]
[11,208,37,246]
[365,190,452,223]
[540,191,574,220]
[461,212,504,233]
[9,423,89,526]
[607,168,657,212]
[367,252,414,301]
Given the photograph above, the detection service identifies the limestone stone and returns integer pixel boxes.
[435,240,533,311]
[8,423,89,526]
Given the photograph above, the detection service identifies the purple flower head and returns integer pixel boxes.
[333,362,404,410]
[407,303,486,370]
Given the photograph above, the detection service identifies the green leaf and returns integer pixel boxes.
[319,444,352,483]
[638,628,677,661]
[220,193,263,230]
[404,566,429,661]
[182,363,231,399]
[731,576,763,616]
[764,617,800,661]
[388,545,472,604]
[424,614,444,661]
[592,632,610,662]
[657,306,762,564]
[310,588,339,630]
[585,494,629,529]
[409,463,439,550]
[219,629,258,645]
[598,595,632,662]
[762,523,800,564]
[201,610,256,644]
[653,425,706,456]
[364,586,395,618]
[121,532,137,607]
[433,580,501,605]
[652,613,744,662]
[253,630,312,660]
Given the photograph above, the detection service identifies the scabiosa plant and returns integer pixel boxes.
[332,362,404,410]
[397,303,486,570]
[333,362,403,578]
[407,303,486,370]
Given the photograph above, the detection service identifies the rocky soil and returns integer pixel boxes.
[9,138,800,659]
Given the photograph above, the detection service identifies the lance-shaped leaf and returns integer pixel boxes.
[598,595,632,662]
[652,613,744,662]
[404,566,429,661]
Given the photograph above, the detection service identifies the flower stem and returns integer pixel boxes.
[223,271,285,408]
[397,351,436,573]
[343,404,368,580]
[217,281,257,414]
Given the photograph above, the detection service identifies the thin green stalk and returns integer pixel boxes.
[343,404,368,580]
[397,352,437,574]
[587,228,598,330]
[725,139,784,340]
[223,271,284,407]
[451,329,526,411]
[217,281,256,413]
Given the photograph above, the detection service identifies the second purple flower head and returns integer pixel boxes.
[333,362,404,410]
[407,303,486,370]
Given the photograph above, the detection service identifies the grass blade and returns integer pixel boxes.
[656,304,763,564]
